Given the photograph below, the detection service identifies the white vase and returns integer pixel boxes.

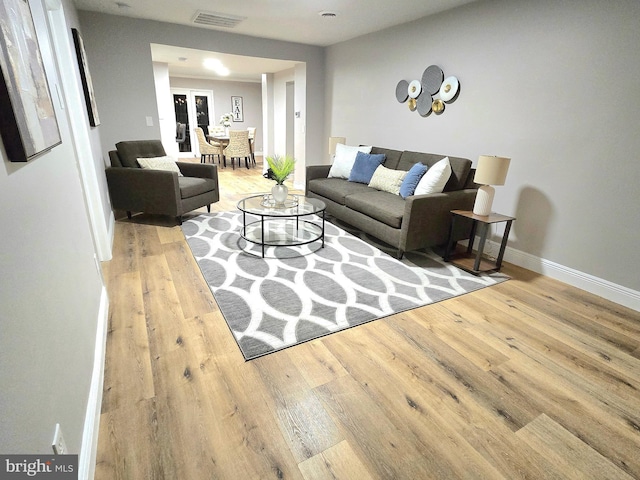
[271,184,288,204]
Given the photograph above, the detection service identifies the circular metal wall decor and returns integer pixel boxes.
[395,64,460,119]
[422,65,444,95]
[416,93,433,116]
[432,99,445,114]
[395,80,409,103]
[408,80,422,99]
[439,76,459,102]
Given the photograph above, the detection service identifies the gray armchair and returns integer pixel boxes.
[105,140,219,224]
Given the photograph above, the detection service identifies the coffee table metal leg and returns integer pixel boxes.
[261,216,265,257]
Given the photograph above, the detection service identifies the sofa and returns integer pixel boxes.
[305,146,478,258]
[106,140,219,225]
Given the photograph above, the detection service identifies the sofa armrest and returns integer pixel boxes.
[105,167,181,215]
[401,188,478,251]
[177,162,218,181]
[305,165,332,193]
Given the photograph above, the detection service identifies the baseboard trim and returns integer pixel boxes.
[79,286,109,479]
[484,239,640,312]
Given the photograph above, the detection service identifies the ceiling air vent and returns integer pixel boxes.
[192,11,246,28]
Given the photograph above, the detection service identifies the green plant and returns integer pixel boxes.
[265,155,296,185]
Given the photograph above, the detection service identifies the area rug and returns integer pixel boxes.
[181,211,507,360]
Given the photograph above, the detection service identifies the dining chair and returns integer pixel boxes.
[223,130,252,169]
[247,127,257,166]
[195,127,222,165]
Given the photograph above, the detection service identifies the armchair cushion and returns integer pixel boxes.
[116,140,167,168]
[137,156,183,176]
[179,177,217,199]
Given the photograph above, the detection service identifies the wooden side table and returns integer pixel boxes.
[444,210,515,275]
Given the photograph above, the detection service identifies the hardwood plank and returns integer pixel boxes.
[298,440,374,480]
[253,350,344,463]
[492,356,640,477]
[287,339,349,389]
[162,239,217,319]
[95,398,176,480]
[100,271,154,414]
[516,414,635,480]
[316,372,504,479]
[324,318,554,479]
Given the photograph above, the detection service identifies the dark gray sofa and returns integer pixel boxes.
[306,147,478,257]
[106,140,219,225]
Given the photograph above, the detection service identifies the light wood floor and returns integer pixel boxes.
[97,158,640,479]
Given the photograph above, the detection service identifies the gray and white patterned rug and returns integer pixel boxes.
[182,211,507,360]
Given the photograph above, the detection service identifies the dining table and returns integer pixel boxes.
[207,134,255,167]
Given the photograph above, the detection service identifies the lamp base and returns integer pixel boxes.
[473,185,495,216]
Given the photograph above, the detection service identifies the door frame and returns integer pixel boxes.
[171,88,214,156]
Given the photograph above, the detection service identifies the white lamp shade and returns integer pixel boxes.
[328,136,346,156]
[474,155,511,186]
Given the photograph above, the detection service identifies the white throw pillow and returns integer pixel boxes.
[414,157,451,195]
[327,143,373,179]
[368,165,407,195]
[137,156,183,176]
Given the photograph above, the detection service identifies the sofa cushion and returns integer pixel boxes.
[348,152,386,184]
[414,157,451,195]
[368,165,407,195]
[328,143,372,179]
[397,151,471,191]
[308,178,372,205]
[370,147,403,170]
[179,177,216,199]
[116,140,167,168]
[399,162,428,198]
[344,191,405,228]
[137,156,183,176]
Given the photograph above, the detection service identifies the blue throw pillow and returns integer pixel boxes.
[399,162,428,198]
[348,152,386,184]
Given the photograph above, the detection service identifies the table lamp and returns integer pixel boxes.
[328,136,346,161]
[472,155,511,216]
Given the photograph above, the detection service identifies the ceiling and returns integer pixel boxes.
[149,44,301,83]
[73,0,476,81]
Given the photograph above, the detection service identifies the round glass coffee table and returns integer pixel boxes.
[237,194,326,257]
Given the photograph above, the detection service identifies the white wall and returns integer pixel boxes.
[77,11,326,168]
[153,62,178,156]
[325,0,640,305]
[0,0,106,465]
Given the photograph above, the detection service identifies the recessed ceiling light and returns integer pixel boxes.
[203,58,230,76]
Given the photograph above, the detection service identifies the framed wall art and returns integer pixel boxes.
[71,28,100,127]
[231,96,243,122]
[0,0,62,162]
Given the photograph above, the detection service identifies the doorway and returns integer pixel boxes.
[286,81,295,159]
[171,88,214,155]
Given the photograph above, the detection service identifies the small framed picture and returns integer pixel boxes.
[72,28,100,127]
[231,96,243,122]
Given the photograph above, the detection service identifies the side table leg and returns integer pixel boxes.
[495,220,512,270]
[467,219,478,255]
[474,222,489,272]
[444,213,457,261]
